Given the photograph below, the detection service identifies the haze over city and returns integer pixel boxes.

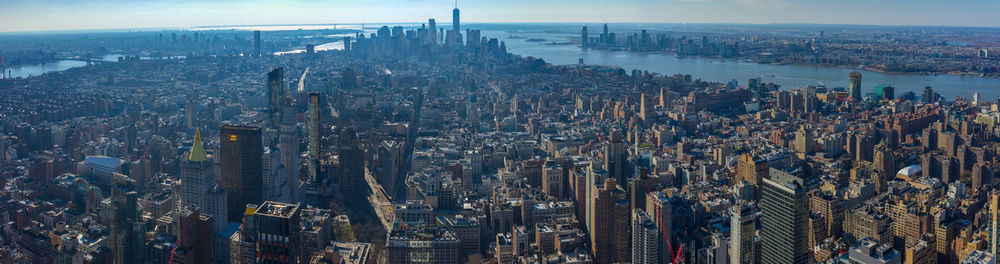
[3,1,1000,264]
[2,0,999,32]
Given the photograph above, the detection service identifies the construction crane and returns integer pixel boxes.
[646,183,685,264]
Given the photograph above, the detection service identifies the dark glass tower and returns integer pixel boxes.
[253,30,261,57]
[220,124,264,221]
[453,4,460,33]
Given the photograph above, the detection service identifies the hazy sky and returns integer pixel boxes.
[1,0,997,32]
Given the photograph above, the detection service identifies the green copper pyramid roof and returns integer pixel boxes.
[188,128,208,162]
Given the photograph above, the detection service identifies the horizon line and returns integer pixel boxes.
[2,21,998,35]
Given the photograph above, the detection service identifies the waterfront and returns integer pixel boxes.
[476,23,1000,99]
[6,23,1000,99]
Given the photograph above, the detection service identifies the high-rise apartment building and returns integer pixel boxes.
[737,154,768,186]
[730,204,756,264]
[592,178,629,263]
[307,92,321,184]
[632,209,661,264]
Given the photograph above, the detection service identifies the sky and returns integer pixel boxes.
[0,0,997,32]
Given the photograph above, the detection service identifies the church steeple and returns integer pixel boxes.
[188,128,208,162]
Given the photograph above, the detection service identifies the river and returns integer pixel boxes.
[475,24,1000,100]
[6,23,1000,99]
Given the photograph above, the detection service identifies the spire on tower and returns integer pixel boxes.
[188,128,208,162]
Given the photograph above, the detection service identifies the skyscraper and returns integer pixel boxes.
[632,209,661,264]
[173,207,214,264]
[279,102,299,200]
[338,127,364,205]
[267,67,285,133]
[849,71,862,101]
[581,26,589,47]
[602,23,609,45]
[247,201,301,263]
[307,92,321,184]
[604,130,628,183]
[185,98,198,129]
[640,93,654,122]
[794,126,813,155]
[453,3,460,33]
[592,178,630,263]
[110,172,143,264]
[991,191,999,257]
[253,30,261,57]
[179,130,230,263]
[180,129,217,215]
[262,146,287,201]
[730,204,756,264]
[761,175,810,264]
[428,18,438,45]
[220,124,264,221]
[647,191,673,263]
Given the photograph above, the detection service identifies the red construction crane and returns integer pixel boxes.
[646,183,685,264]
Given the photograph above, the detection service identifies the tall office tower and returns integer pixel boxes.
[592,178,630,264]
[453,3,460,33]
[633,209,661,264]
[110,172,144,264]
[730,204,756,264]
[279,104,299,200]
[602,23,609,45]
[991,191,999,257]
[581,26,589,47]
[173,207,213,264]
[181,130,229,263]
[640,93,654,122]
[974,92,982,105]
[253,30,261,57]
[849,71,862,101]
[240,201,302,263]
[307,92,321,184]
[761,176,810,264]
[220,124,264,222]
[737,153,769,187]
[428,19,438,44]
[604,131,628,183]
[266,67,285,133]
[180,129,212,212]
